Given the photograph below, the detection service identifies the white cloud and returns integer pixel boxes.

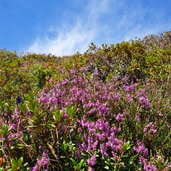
[26,0,111,56]
[117,3,170,41]
[25,0,171,56]
[27,23,95,56]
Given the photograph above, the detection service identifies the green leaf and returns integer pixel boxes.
[78,159,85,169]
[123,141,131,152]
[104,160,110,165]
[70,158,77,166]
[10,157,23,171]
[0,124,10,138]
[18,157,23,167]
[53,110,63,122]
[66,105,76,118]
[104,165,110,170]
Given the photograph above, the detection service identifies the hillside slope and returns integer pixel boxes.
[0,31,171,170]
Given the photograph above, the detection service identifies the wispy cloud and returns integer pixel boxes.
[118,2,171,41]
[26,0,111,56]
[27,23,95,56]
[25,0,171,56]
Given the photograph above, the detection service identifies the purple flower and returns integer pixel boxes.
[95,119,109,131]
[139,96,151,108]
[158,113,163,118]
[126,94,133,103]
[16,96,22,104]
[100,144,108,157]
[88,108,96,115]
[87,152,96,166]
[97,133,106,141]
[123,84,135,92]
[93,69,99,77]
[164,163,171,171]
[32,152,49,171]
[115,113,124,122]
[135,115,141,122]
[88,167,94,171]
[38,97,48,103]
[63,113,68,118]
[139,156,147,165]
[92,141,98,149]
[106,137,122,153]
[41,152,49,166]
[32,165,39,171]
[144,164,157,171]
[98,105,109,115]
[134,141,148,157]
[113,93,121,100]
[144,122,157,135]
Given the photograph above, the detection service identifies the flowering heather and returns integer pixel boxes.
[139,96,151,108]
[32,152,49,171]
[1,34,171,170]
[87,152,96,166]
[33,69,171,170]
[133,141,148,157]
[144,122,157,135]
[123,84,136,92]
[115,113,124,121]
[1,68,171,170]
[144,164,157,171]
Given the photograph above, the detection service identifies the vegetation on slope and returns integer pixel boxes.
[0,31,171,170]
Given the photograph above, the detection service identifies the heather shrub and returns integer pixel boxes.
[1,32,171,170]
[1,66,171,170]
[37,69,171,170]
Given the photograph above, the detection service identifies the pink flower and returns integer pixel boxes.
[32,152,49,171]
[115,113,124,121]
[139,96,151,108]
[144,164,157,171]
[134,141,148,157]
[123,84,136,92]
[87,152,96,166]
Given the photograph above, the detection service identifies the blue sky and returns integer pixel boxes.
[0,0,171,56]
